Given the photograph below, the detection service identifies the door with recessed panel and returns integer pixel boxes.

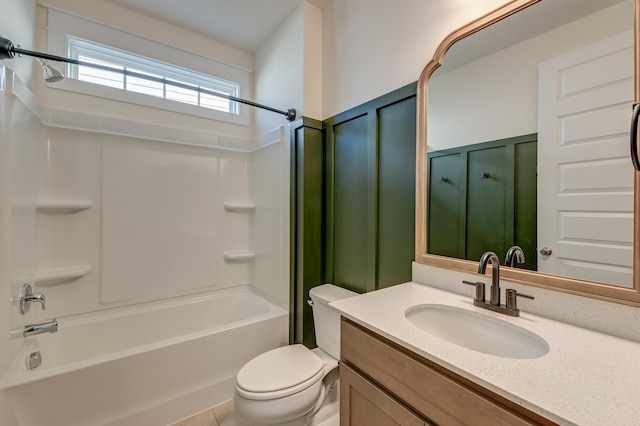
[538,31,634,286]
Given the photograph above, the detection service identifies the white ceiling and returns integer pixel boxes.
[107,0,330,53]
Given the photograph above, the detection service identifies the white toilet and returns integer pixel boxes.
[233,284,357,425]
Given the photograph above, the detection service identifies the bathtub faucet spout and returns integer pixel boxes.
[24,319,58,337]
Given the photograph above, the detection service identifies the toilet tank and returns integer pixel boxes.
[309,284,358,359]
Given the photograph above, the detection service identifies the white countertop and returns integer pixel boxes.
[330,282,640,426]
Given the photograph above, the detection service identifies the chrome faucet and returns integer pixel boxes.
[505,246,525,267]
[23,319,58,337]
[478,251,501,305]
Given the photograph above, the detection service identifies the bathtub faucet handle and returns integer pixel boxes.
[19,283,46,314]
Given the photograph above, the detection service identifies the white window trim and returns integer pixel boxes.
[46,8,252,126]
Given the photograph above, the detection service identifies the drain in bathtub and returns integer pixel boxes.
[26,352,41,370]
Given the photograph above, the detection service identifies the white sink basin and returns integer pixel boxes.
[405,304,549,359]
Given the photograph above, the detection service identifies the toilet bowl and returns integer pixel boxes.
[233,284,357,425]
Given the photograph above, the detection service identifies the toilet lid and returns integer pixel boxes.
[236,344,324,394]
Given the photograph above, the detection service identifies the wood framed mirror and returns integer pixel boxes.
[415,0,640,306]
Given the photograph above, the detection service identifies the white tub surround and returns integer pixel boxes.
[1,66,291,426]
[1,286,288,426]
[1,66,290,321]
[331,282,640,426]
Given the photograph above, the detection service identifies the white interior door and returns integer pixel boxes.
[537,31,634,287]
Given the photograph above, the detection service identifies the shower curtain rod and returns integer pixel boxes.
[0,35,297,122]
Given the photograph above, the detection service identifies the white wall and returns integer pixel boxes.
[255,2,323,135]
[0,0,36,85]
[0,67,41,425]
[428,2,631,151]
[250,128,290,305]
[250,2,319,305]
[303,3,323,120]
[321,0,506,118]
[255,4,303,135]
[0,7,38,423]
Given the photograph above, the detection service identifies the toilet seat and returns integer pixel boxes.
[235,344,325,401]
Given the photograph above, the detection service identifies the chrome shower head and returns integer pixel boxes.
[37,58,64,83]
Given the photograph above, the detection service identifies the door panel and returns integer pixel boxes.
[538,31,634,287]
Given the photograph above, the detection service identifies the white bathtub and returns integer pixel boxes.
[0,286,288,426]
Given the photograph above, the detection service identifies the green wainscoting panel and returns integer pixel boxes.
[331,115,369,293]
[324,82,417,294]
[290,117,324,347]
[377,98,416,289]
[428,152,464,258]
[466,146,507,261]
[291,84,417,347]
[426,134,537,269]
[514,140,537,271]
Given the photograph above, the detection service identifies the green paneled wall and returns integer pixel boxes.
[377,98,417,289]
[428,153,463,258]
[332,115,369,293]
[427,134,537,270]
[290,84,417,347]
[466,146,507,261]
[514,141,537,271]
[290,117,324,347]
[325,83,417,294]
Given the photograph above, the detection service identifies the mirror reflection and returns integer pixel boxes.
[426,0,634,287]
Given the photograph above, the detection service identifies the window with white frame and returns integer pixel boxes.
[67,36,240,115]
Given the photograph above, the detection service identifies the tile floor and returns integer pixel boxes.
[170,397,340,426]
[170,400,255,426]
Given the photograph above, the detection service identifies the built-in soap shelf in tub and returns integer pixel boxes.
[223,250,255,262]
[35,200,93,286]
[34,265,92,287]
[223,202,255,262]
[36,199,93,214]
[223,202,256,213]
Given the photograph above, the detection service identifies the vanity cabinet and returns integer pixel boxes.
[340,363,429,426]
[340,318,556,426]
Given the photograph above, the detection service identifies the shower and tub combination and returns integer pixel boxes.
[2,287,288,426]
[0,45,292,426]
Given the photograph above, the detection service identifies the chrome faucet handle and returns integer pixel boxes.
[462,280,486,303]
[505,289,535,312]
[19,283,46,314]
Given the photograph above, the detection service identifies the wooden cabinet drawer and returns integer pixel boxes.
[340,363,429,426]
[341,318,553,426]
